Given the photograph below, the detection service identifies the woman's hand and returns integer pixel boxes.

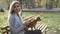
[24,21,30,26]
[23,21,29,31]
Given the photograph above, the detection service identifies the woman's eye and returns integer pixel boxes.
[14,6,19,8]
[14,6,16,8]
[17,6,19,7]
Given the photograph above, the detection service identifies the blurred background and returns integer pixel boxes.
[0,0,60,34]
[1,0,60,9]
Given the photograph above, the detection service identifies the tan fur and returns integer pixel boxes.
[24,16,41,31]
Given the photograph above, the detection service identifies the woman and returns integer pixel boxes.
[8,1,29,34]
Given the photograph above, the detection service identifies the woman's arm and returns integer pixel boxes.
[9,15,25,34]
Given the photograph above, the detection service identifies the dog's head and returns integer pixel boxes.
[35,15,41,21]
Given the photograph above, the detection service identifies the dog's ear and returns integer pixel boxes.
[35,15,39,20]
[36,15,41,21]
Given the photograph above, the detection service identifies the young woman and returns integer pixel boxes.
[8,1,29,34]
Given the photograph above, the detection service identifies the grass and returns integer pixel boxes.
[22,11,60,34]
[0,11,60,34]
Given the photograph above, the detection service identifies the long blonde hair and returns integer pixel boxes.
[8,1,22,19]
[9,1,20,14]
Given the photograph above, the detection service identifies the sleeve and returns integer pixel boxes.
[9,15,25,34]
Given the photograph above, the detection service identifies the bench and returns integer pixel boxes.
[1,16,33,34]
[35,23,47,34]
[1,16,47,34]
[1,24,47,34]
[24,16,47,34]
[1,26,10,34]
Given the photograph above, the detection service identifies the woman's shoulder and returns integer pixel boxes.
[9,14,15,19]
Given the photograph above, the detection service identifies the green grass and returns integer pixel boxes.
[22,11,60,34]
[0,11,60,34]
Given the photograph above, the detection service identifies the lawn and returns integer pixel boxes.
[0,11,60,34]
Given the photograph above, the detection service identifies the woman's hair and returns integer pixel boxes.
[9,1,20,14]
[8,1,21,20]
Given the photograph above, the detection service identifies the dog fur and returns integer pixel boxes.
[24,16,41,31]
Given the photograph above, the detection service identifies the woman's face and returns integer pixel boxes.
[13,3,21,13]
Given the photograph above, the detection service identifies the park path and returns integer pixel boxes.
[22,8,60,11]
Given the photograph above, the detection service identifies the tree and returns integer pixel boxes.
[37,0,42,8]
[46,0,54,9]
[55,0,59,8]
[6,0,11,9]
